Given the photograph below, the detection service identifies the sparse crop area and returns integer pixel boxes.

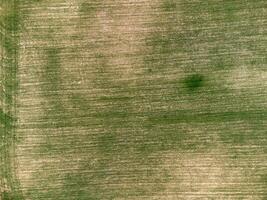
[1,0,267,199]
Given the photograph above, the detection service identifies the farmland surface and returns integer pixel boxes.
[1,0,267,199]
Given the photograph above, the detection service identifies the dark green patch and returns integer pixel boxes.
[0,109,14,128]
[1,191,22,200]
[184,74,204,91]
[0,1,23,200]
[61,173,100,200]
[41,47,71,128]
[220,132,246,145]
[99,95,132,101]
[79,2,98,15]
[2,11,20,32]
[162,0,177,12]
[93,110,130,119]
[3,37,16,55]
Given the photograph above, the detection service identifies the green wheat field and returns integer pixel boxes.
[1,0,267,199]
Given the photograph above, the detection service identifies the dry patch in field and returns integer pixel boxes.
[155,150,262,200]
[227,66,267,91]
[94,0,158,80]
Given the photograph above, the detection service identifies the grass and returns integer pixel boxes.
[161,0,177,12]
[183,74,204,91]
[0,0,23,199]
[79,2,98,14]
[0,108,14,128]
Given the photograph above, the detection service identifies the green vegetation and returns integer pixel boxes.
[162,0,177,12]
[0,108,14,128]
[79,2,98,14]
[0,0,23,199]
[2,0,266,199]
[184,74,204,91]
[41,47,70,128]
